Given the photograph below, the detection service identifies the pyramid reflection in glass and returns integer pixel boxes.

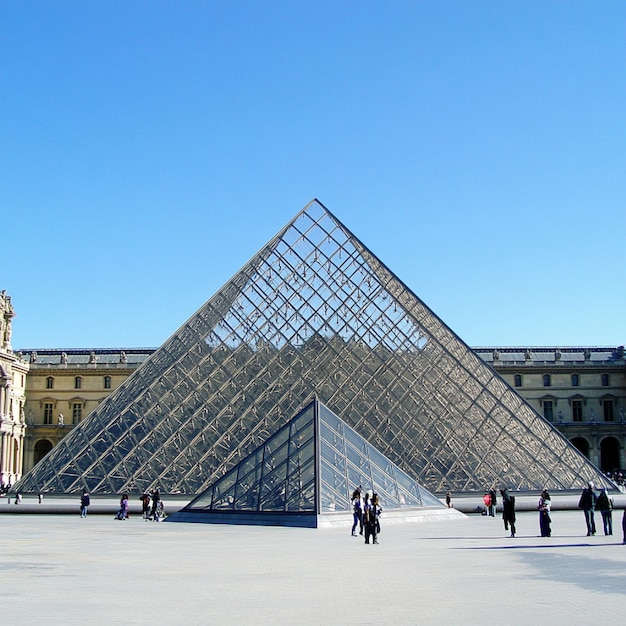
[168,397,445,527]
[16,199,607,496]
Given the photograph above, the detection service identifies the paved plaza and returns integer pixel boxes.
[1,505,625,625]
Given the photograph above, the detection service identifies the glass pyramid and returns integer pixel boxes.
[169,397,443,526]
[16,199,608,495]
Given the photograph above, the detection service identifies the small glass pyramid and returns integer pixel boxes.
[169,397,444,527]
[16,199,608,495]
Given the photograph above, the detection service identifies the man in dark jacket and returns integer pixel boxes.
[500,488,516,537]
[579,481,597,536]
[80,489,90,518]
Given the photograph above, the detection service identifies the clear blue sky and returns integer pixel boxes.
[2,2,624,350]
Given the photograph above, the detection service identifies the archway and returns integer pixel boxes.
[33,440,53,465]
[570,436,590,459]
[600,436,620,473]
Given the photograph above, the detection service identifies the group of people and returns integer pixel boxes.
[489,481,625,542]
[351,487,382,545]
[578,481,618,537]
[491,485,553,538]
[78,487,165,521]
[140,489,165,521]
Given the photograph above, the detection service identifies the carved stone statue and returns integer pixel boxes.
[61,352,68,364]
[120,351,127,364]
[89,351,97,364]
[57,413,64,427]
[0,290,15,350]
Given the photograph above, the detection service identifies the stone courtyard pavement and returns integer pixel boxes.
[1,509,625,625]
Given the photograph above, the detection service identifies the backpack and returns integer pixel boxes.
[578,488,592,509]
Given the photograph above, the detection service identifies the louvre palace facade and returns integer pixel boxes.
[3,201,624,496]
[10,344,624,488]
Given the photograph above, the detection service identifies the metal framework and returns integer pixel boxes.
[177,397,442,526]
[16,200,608,495]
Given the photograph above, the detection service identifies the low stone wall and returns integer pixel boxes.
[1,491,625,516]
[448,491,626,515]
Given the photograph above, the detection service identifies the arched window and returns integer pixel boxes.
[75,376,82,389]
[600,436,620,473]
[46,376,54,389]
[543,374,551,387]
[570,437,590,459]
[514,374,522,387]
[34,439,53,465]
[104,376,112,389]
[601,373,609,387]
[571,373,579,387]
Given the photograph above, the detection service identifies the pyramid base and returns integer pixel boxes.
[316,506,465,528]
[166,506,465,528]
[165,510,319,527]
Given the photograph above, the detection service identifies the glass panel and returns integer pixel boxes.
[17,201,607,498]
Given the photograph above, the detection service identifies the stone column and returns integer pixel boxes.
[0,433,7,482]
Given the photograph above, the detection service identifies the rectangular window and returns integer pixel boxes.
[104,376,111,389]
[603,401,614,422]
[543,400,554,422]
[75,377,82,389]
[72,403,83,424]
[46,377,54,389]
[44,403,54,425]
[572,400,583,422]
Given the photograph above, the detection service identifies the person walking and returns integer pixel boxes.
[489,487,497,517]
[364,493,381,545]
[578,481,597,536]
[140,492,151,520]
[350,487,363,537]
[117,493,129,520]
[596,487,614,536]
[500,488,516,537]
[80,489,90,518]
[538,489,552,537]
[482,491,491,516]
[150,489,160,521]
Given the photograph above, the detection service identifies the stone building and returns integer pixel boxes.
[18,348,153,476]
[19,345,626,480]
[0,291,28,487]
[3,203,625,491]
[475,347,626,473]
